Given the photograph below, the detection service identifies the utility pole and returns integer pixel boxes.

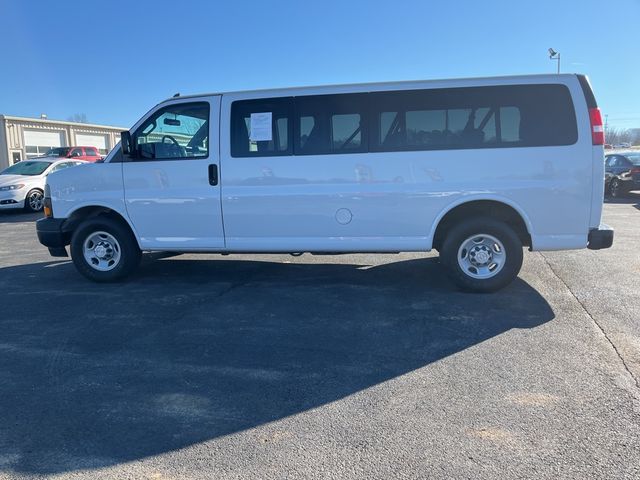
[548,48,560,74]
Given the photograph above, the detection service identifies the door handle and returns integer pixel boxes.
[208,164,218,186]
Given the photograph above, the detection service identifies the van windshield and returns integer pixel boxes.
[1,161,51,176]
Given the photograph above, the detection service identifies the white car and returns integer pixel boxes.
[0,158,86,212]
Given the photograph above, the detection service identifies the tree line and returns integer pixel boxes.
[605,127,640,146]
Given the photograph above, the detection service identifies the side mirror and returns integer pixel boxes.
[121,131,133,156]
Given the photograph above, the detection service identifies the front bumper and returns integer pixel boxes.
[0,190,26,209]
[587,224,614,250]
[36,217,69,257]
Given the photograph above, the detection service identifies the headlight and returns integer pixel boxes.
[0,184,25,191]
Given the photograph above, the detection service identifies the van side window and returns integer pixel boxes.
[133,102,209,161]
[499,107,521,143]
[370,85,576,151]
[294,94,367,155]
[231,98,293,157]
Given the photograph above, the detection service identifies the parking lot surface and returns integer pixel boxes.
[1,197,639,480]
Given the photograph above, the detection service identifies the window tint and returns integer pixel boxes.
[46,147,71,157]
[294,94,367,155]
[332,114,362,150]
[85,147,98,156]
[499,107,521,143]
[231,98,292,157]
[625,154,640,165]
[230,84,576,157]
[51,162,73,172]
[370,84,576,151]
[612,156,631,167]
[70,148,83,157]
[133,102,209,160]
[299,116,315,150]
[1,161,51,175]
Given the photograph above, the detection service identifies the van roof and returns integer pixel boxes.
[161,73,581,103]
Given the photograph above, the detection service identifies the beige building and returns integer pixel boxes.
[0,114,125,170]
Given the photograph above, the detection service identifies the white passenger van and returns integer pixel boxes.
[36,74,613,292]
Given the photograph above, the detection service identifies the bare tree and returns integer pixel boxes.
[606,127,632,145]
[606,127,640,146]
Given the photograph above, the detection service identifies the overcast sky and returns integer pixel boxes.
[1,0,638,130]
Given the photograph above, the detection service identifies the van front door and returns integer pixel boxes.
[123,97,224,250]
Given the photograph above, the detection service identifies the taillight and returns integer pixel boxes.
[589,107,605,145]
[630,167,640,175]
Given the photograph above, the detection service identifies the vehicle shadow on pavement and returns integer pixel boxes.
[0,211,41,223]
[604,191,640,207]
[0,256,554,475]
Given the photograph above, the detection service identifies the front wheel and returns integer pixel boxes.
[609,178,624,198]
[24,189,44,212]
[70,217,141,282]
[440,217,523,293]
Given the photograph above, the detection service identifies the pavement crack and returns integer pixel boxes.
[215,280,247,298]
[539,252,640,392]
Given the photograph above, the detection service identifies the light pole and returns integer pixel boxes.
[548,48,560,74]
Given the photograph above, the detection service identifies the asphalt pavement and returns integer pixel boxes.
[0,197,638,479]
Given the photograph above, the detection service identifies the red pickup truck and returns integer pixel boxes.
[44,146,102,162]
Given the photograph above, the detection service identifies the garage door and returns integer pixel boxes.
[75,134,109,154]
[23,130,64,158]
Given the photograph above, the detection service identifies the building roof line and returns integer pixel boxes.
[0,114,125,131]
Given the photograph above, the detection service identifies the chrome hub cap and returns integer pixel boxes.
[94,244,108,258]
[458,234,506,279]
[29,191,43,211]
[83,231,121,271]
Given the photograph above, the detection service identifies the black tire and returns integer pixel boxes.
[609,178,624,198]
[24,189,44,212]
[440,217,523,293]
[70,216,141,282]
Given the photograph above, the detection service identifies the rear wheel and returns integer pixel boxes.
[440,217,523,293]
[609,178,624,198]
[70,217,141,282]
[24,189,44,212]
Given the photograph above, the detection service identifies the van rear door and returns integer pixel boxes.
[123,97,225,250]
